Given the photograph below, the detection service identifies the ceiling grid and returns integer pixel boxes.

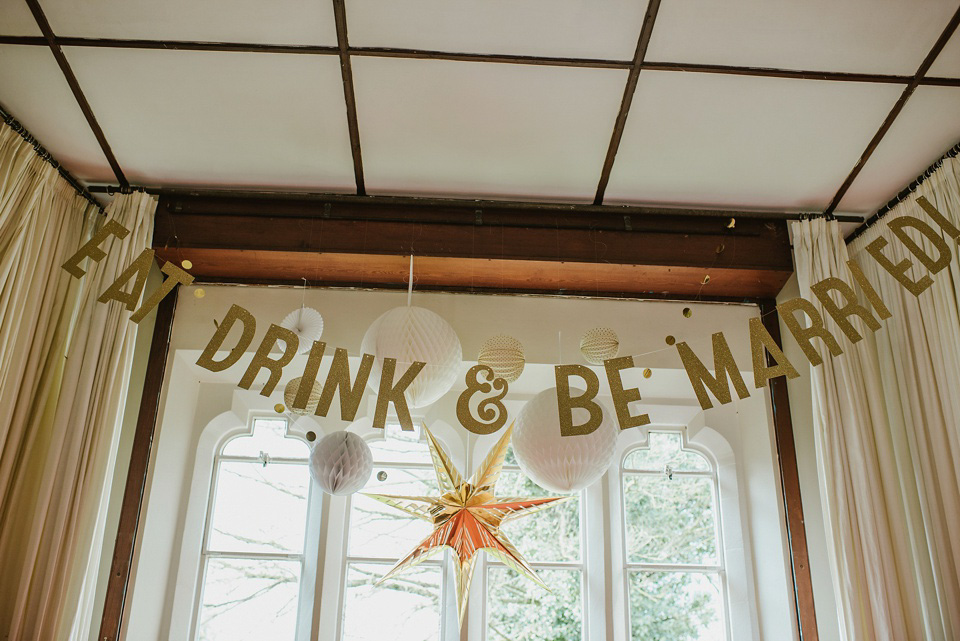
[1,0,958,215]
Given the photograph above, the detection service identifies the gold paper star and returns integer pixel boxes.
[365,423,571,626]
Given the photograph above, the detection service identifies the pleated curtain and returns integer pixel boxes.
[0,121,158,640]
[791,154,960,641]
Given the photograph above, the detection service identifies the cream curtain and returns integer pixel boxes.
[791,154,960,641]
[0,121,158,640]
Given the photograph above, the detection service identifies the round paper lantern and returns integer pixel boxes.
[309,431,373,496]
[280,307,325,355]
[283,376,322,416]
[513,387,617,493]
[361,306,462,409]
[477,335,525,383]
[580,327,619,365]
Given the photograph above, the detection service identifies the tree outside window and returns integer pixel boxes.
[621,431,727,641]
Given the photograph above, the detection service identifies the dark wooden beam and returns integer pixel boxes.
[331,0,365,196]
[93,186,861,222]
[98,291,178,641]
[593,0,662,205]
[151,192,796,298]
[2,32,958,87]
[759,300,819,641]
[641,61,913,85]
[824,6,960,215]
[23,0,128,188]
[56,36,338,55]
[350,46,631,69]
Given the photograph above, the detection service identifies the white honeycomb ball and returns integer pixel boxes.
[283,377,322,416]
[309,431,373,496]
[361,306,462,409]
[513,387,617,493]
[477,335,525,383]
[579,327,619,365]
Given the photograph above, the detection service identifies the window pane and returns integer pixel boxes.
[208,461,309,554]
[342,563,441,641]
[222,418,309,459]
[196,557,301,641]
[486,567,582,641]
[496,470,581,563]
[348,468,438,558]
[623,432,710,472]
[623,474,718,565]
[367,426,432,465]
[628,571,724,641]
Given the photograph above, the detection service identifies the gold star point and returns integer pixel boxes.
[363,422,571,626]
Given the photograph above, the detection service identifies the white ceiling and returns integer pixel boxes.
[64,47,356,190]
[647,0,959,75]
[345,0,646,60]
[353,57,626,201]
[1,0,959,216]
[603,71,904,209]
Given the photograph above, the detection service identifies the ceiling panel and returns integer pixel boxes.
[647,0,958,75]
[838,86,960,213]
[39,0,337,46]
[0,45,115,182]
[0,2,42,36]
[352,57,627,202]
[604,71,904,211]
[62,47,356,190]
[928,29,960,78]
[346,0,647,60]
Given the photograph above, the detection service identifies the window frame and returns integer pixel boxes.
[607,423,761,641]
[171,411,323,641]
[319,421,464,641]
[474,458,589,641]
[618,429,729,641]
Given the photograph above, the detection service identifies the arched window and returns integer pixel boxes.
[482,445,584,641]
[620,431,727,641]
[193,416,313,641]
[338,425,452,641]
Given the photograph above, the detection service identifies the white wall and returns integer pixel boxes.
[122,284,800,641]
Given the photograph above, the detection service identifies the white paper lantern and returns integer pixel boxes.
[361,306,462,409]
[477,335,525,383]
[280,307,325,355]
[580,327,619,365]
[283,376,322,416]
[309,431,373,495]
[513,387,617,493]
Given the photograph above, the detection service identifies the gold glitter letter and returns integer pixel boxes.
[810,277,882,343]
[604,356,650,431]
[676,332,750,410]
[846,259,892,321]
[555,364,603,437]
[373,358,426,431]
[97,248,154,310]
[777,297,843,367]
[916,196,960,241]
[749,317,799,389]
[130,261,194,323]
[293,341,326,411]
[62,219,130,278]
[865,216,951,297]
[239,324,299,396]
[316,347,374,421]
[197,304,257,372]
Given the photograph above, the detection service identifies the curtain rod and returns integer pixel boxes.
[0,104,104,213]
[845,141,960,245]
